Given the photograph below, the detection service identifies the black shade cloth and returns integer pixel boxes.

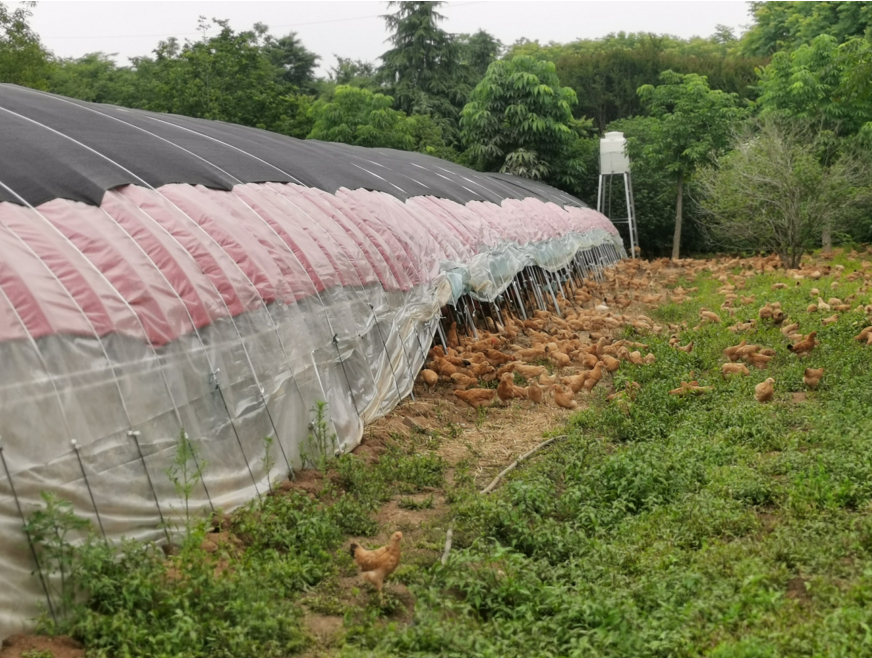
[0,84,588,209]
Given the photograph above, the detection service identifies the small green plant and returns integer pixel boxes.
[260,435,276,493]
[304,401,338,472]
[398,495,434,510]
[164,429,206,533]
[476,406,488,428]
[21,650,54,658]
[24,491,91,623]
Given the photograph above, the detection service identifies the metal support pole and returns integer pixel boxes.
[71,440,107,542]
[596,174,604,214]
[258,388,293,482]
[209,371,262,502]
[462,297,479,340]
[436,315,449,353]
[332,333,361,415]
[0,442,57,624]
[369,322,404,404]
[128,431,171,544]
[525,269,546,311]
[543,270,562,316]
[512,281,528,320]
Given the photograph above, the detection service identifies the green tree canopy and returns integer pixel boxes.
[329,56,377,87]
[378,1,468,143]
[637,70,746,259]
[757,34,872,140]
[133,19,306,133]
[460,55,593,194]
[457,30,502,82]
[262,29,319,91]
[0,1,52,88]
[741,1,872,57]
[507,32,764,131]
[307,84,453,158]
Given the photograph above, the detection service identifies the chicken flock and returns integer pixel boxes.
[419,263,663,410]
[417,251,872,409]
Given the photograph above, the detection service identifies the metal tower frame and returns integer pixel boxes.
[597,171,639,257]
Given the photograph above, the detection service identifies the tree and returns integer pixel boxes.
[637,71,746,259]
[741,1,872,56]
[329,56,377,87]
[139,19,307,133]
[460,56,593,194]
[48,52,138,104]
[262,29,319,91]
[307,84,452,157]
[696,118,870,268]
[457,30,502,82]
[378,1,468,143]
[756,34,872,249]
[0,1,52,88]
[757,34,872,138]
[510,33,764,131]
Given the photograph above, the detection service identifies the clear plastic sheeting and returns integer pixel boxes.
[0,179,621,639]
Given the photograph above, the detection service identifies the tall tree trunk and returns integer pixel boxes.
[672,172,684,261]
[822,219,832,253]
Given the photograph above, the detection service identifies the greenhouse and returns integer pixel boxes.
[0,83,623,636]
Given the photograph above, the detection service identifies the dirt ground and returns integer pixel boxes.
[0,635,83,658]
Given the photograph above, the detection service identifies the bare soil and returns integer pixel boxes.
[0,635,83,658]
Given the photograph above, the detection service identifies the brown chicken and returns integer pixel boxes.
[539,372,558,386]
[526,379,545,405]
[419,369,439,392]
[854,326,872,343]
[497,372,527,405]
[552,384,578,409]
[788,331,818,357]
[582,362,604,393]
[721,362,750,377]
[676,340,694,353]
[509,363,547,379]
[561,373,587,394]
[755,378,775,403]
[447,322,460,349]
[803,367,824,389]
[450,373,479,390]
[431,356,458,378]
[512,347,547,363]
[669,381,714,396]
[723,340,747,362]
[454,388,496,408]
[350,531,402,602]
[485,349,514,365]
[601,354,621,372]
[549,351,572,369]
[780,322,799,337]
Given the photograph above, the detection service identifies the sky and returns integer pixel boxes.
[28,1,754,76]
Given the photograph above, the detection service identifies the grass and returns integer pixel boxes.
[343,253,872,657]
[28,251,872,657]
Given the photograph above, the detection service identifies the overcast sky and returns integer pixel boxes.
[29,1,754,76]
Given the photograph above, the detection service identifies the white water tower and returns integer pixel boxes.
[597,132,639,256]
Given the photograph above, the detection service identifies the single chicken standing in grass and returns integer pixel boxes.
[350,531,402,603]
[755,378,775,403]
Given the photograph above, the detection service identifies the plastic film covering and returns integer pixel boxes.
[0,85,624,639]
